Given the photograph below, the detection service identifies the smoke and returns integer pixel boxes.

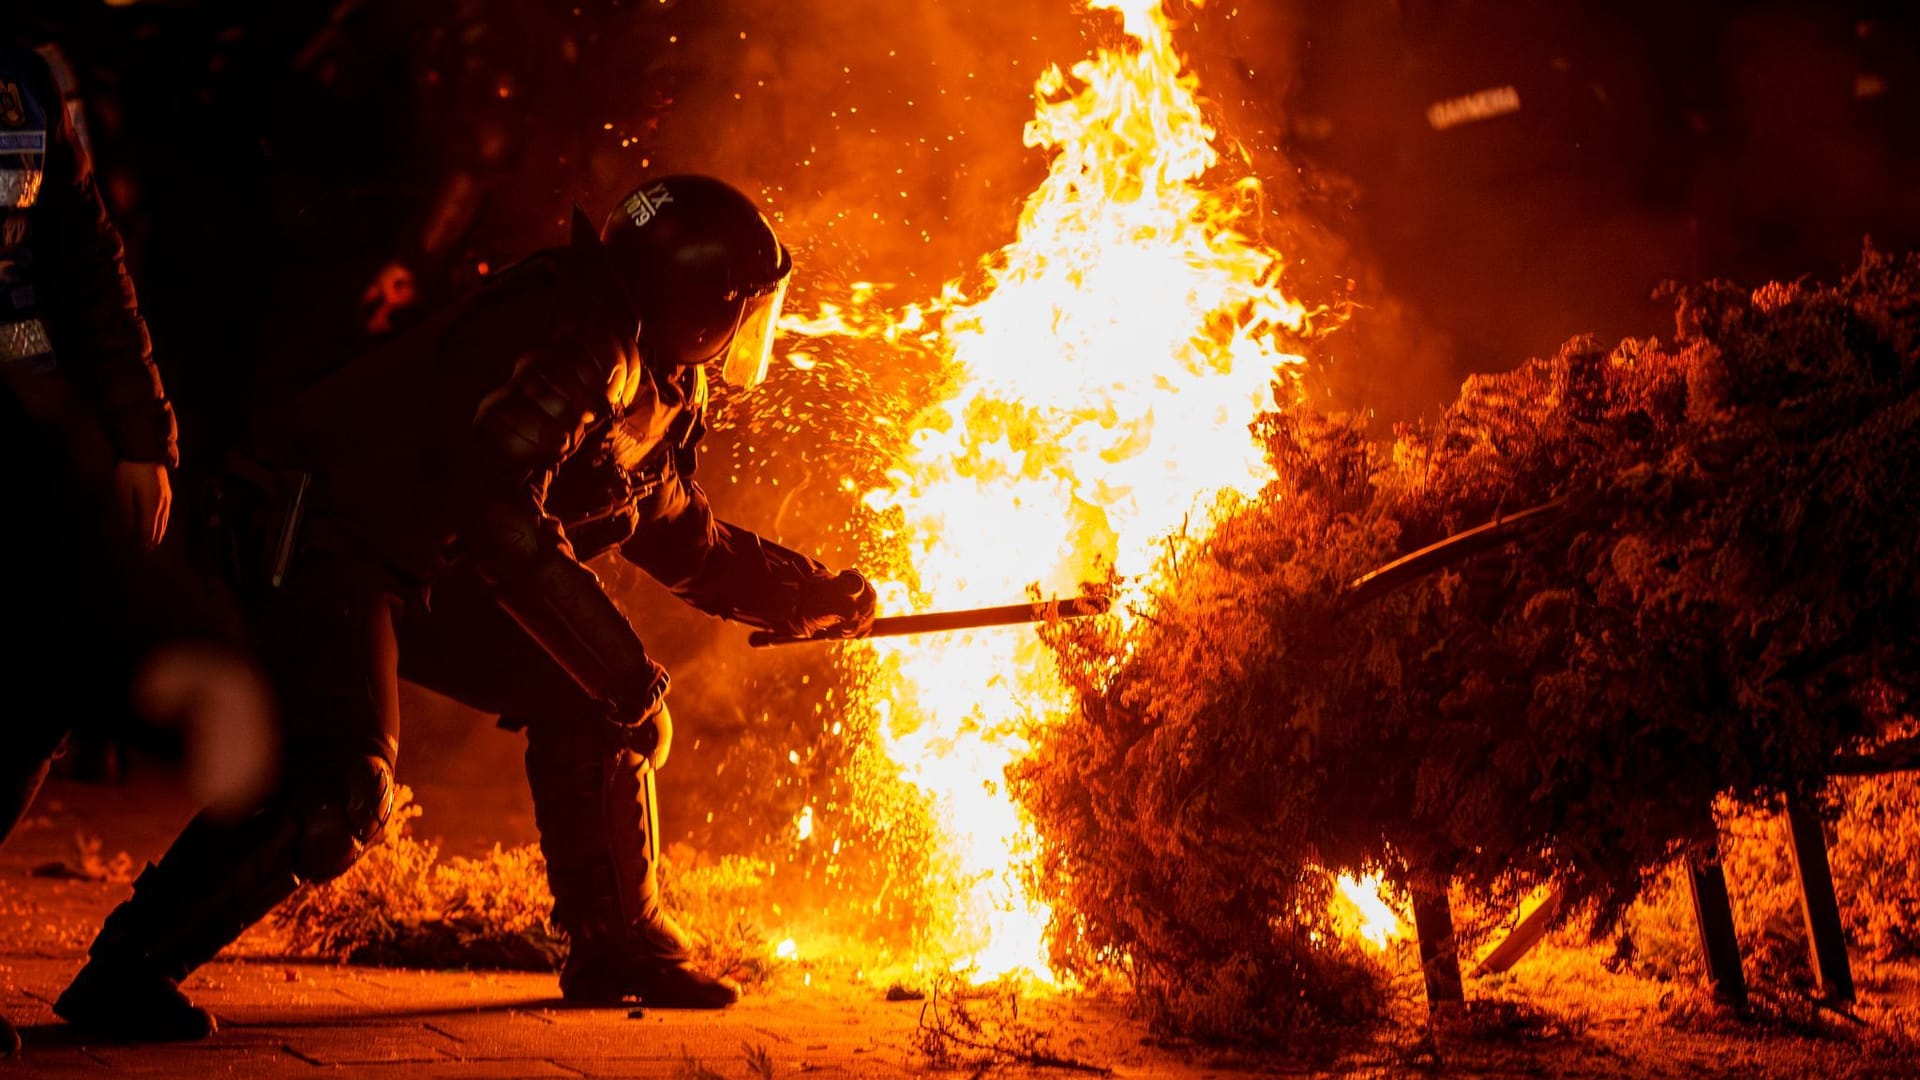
[588,0,1092,283]
[570,3,1377,889]
[532,4,1117,933]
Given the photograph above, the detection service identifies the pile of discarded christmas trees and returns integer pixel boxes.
[1018,250,1920,1038]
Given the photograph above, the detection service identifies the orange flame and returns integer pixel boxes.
[783,0,1395,977]
[1334,873,1405,950]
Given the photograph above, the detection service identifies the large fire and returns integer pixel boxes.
[784,0,1394,978]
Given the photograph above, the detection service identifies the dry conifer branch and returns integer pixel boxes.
[915,981,1113,1076]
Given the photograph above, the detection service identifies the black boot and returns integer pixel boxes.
[53,958,216,1042]
[524,720,739,1008]
[1,1013,19,1057]
[560,947,741,1009]
[55,811,304,1041]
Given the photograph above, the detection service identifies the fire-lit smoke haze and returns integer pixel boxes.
[745,0,1408,979]
[580,3,1099,909]
[613,0,1087,281]
[569,0,1406,978]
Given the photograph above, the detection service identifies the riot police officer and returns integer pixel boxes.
[53,175,873,1040]
[397,176,877,1009]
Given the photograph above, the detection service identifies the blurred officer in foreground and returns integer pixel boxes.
[0,20,275,1058]
[0,330,274,1059]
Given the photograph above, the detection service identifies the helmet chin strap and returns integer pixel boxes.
[619,356,706,454]
[637,325,731,379]
[679,367,710,447]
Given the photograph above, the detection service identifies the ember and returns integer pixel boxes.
[8,2,1920,1073]
[782,0,1404,980]
[1018,249,1920,1039]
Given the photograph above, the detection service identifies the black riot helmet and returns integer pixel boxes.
[597,175,792,390]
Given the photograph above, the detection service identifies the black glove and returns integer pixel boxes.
[791,569,877,640]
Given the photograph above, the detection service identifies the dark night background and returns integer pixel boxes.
[12,0,1919,868]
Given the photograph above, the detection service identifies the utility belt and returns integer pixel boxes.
[553,443,675,558]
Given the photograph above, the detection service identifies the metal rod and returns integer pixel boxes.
[1410,874,1465,1008]
[747,593,1112,648]
[1343,497,1569,612]
[1686,858,1748,1007]
[1784,797,1855,1003]
[1472,886,1564,977]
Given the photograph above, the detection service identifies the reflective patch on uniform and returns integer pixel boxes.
[621,182,675,227]
[0,167,43,209]
[0,131,45,153]
[1427,86,1522,131]
[0,317,53,365]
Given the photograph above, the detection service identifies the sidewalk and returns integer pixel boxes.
[7,767,1919,1077]
[5,955,935,1078]
[0,771,1197,1079]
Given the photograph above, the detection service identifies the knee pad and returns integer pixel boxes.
[291,753,395,883]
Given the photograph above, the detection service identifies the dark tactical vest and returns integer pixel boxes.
[0,46,55,371]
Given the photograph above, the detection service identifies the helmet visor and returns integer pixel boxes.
[719,274,787,391]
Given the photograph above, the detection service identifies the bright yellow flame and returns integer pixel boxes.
[1334,873,1404,950]
[788,0,1311,981]
[776,937,799,961]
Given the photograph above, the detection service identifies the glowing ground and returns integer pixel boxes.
[4,762,1917,1077]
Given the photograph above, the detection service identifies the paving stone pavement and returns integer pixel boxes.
[3,954,953,1077]
[2,951,1234,1078]
[10,773,1916,1077]
[0,775,1228,1078]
